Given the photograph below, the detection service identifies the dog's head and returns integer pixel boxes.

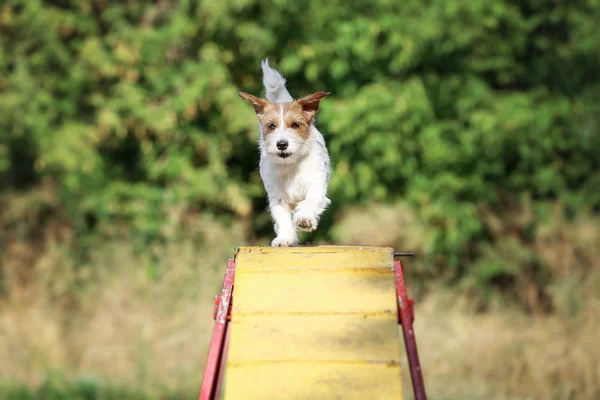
[238,91,329,164]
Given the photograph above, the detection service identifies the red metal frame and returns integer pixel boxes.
[199,259,236,400]
[395,259,428,400]
[199,253,428,400]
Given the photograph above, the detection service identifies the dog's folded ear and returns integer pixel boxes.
[239,92,269,114]
[296,91,330,119]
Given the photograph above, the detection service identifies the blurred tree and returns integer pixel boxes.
[0,0,599,298]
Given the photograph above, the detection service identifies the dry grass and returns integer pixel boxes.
[403,289,600,400]
[337,201,600,400]
[1,203,599,399]
[0,217,247,393]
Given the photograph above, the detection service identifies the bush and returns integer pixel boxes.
[0,374,188,400]
[1,0,599,291]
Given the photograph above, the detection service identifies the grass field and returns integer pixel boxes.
[1,210,599,400]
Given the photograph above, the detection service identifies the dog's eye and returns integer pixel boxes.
[291,122,300,129]
[267,123,277,131]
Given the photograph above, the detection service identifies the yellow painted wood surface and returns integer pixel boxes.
[222,246,403,400]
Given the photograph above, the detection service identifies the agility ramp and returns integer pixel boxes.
[200,246,427,400]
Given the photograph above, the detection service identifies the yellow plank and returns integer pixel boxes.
[236,245,394,255]
[223,246,403,399]
[227,315,402,363]
[235,246,395,271]
[232,270,396,315]
[224,363,402,400]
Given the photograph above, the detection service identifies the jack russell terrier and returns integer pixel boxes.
[239,59,331,247]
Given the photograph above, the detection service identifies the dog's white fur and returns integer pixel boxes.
[258,59,331,247]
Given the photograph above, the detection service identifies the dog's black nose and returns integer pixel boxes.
[276,140,288,151]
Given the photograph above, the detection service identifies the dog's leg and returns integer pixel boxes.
[270,202,298,247]
[293,184,331,233]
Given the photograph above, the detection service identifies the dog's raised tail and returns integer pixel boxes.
[261,58,293,103]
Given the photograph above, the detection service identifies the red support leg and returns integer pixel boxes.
[199,259,236,400]
[394,259,428,400]
[213,321,231,398]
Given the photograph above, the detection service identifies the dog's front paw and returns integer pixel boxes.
[271,236,298,247]
[293,211,318,232]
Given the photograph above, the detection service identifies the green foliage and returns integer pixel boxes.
[1,0,599,285]
[0,374,188,400]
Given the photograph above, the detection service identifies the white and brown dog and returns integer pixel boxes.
[239,59,331,247]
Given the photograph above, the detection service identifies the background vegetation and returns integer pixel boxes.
[1,0,599,399]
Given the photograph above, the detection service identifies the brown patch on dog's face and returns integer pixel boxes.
[255,104,283,134]
[239,92,280,134]
[239,91,329,142]
[281,102,312,139]
[283,91,329,139]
